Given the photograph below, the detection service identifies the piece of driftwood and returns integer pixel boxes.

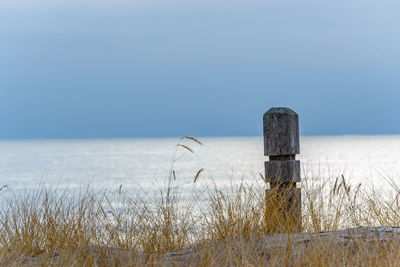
[162,226,400,266]
[11,226,400,266]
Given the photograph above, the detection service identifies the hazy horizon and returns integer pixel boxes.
[3,133,400,141]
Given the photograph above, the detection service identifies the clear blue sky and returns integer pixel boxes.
[1,0,400,139]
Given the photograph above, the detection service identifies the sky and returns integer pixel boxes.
[1,0,400,139]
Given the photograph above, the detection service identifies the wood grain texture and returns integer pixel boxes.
[263,107,300,156]
[264,160,300,183]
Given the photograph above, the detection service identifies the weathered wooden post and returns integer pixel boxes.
[263,107,301,232]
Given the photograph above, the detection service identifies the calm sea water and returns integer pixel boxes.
[1,136,400,192]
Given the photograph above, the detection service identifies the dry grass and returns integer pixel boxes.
[1,137,400,266]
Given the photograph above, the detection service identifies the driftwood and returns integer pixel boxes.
[162,226,400,266]
[11,226,400,266]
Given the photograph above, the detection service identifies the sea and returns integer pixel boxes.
[1,136,400,194]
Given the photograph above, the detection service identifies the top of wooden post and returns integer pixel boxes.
[263,107,300,156]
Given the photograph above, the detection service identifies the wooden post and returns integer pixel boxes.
[263,107,301,232]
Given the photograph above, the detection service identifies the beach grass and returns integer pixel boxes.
[1,138,400,266]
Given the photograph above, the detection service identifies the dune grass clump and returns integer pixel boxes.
[1,137,400,266]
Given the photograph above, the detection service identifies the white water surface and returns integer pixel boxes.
[1,136,400,193]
